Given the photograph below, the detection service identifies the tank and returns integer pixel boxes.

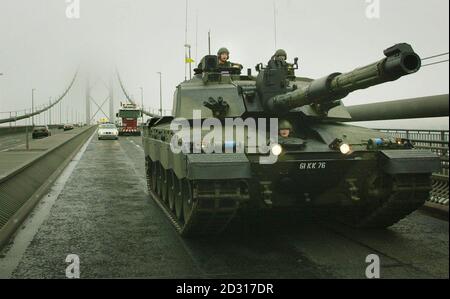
[143,43,441,236]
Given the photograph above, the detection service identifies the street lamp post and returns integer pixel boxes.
[31,88,36,127]
[0,73,5,126]
[49,97,52,126]
[157,72,163,116]
[59,101,62,125]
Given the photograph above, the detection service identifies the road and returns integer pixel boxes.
[0,128,65,152]
[0,135,448,279]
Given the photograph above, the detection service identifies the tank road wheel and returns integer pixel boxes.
[161,169,169,204]
[182,179,194,224]
[175,178,186,224]
[167,171,176,211]
[341,174,432,229]
[155,163,162,199]
[145,157,153,191]
[151,161,158,193]
[172,173,182,217]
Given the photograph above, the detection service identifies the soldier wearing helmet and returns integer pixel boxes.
[217,47,231,67]
[217,47,243,70]
[279,119,293,138]
[273,49,288,61]
[270,49,296,77]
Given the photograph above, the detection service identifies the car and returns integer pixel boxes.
[63,124,74,131]
[32,126,51,139]
[97,124,119,140]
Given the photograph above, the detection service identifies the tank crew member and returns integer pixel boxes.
[217,47,243,70]
[272,49,287,61]
[279,119,293,138]
[271,49,295,77]
[218,47,231,67]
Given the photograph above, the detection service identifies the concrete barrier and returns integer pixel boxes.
[0,126,97,248]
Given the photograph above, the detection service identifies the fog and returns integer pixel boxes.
[0,0,448,129]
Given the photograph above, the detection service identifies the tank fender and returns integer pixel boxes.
[380,150,441,174]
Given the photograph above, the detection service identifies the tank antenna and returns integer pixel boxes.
[273,0,277,50]
[208,30,211,55]
[184,0,189,81]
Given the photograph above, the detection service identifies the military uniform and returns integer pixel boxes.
[270,49,295,77]
[217,47,242,71]
[218,61,233,68]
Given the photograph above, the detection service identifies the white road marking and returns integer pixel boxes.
[127,138,143,151]
[0,133,96,278]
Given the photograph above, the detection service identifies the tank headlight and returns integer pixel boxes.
[271,144,283,156]
[339,143,351,155]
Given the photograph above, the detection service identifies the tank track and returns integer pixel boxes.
[354,174,432,228]
[145,160,247,236]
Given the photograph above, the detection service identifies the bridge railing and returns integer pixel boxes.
[0,72,78,125]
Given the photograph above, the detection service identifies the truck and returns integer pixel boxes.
[117,102,142,136]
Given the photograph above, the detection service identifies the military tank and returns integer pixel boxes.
[143,43,441,236]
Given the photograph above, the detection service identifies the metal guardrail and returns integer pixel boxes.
[380,129,449,206]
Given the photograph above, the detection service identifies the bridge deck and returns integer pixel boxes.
[0,136,447,279]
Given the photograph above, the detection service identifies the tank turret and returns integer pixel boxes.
[259,43,421,114]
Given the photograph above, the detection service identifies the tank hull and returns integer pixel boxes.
[143,120,440,236]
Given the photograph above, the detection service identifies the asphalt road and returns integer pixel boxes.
[0,135,448,279]
[0,128,65,152]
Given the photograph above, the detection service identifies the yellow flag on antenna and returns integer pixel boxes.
[185,57,195,64]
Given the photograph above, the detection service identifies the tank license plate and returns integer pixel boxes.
[299,161,327,170]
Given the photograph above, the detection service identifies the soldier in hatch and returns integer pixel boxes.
[270,49,296,77]
[217,47,243,70]
[278,119,294,138]
[272,49,288,61]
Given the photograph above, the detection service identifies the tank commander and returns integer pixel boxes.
[217,47,243,70]
[272,49,287,62]
[218,47,231,67]
[271,49,295,77]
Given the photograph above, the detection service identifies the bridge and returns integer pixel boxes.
[0,69,448,279]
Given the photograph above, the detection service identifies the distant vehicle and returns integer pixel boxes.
[117,102,142,136]
[97,123,119,140]
[63,124,74,131]
[57,124,65,130]
[32,126,51,139]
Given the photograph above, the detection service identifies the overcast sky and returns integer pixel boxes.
[0,0,448,128]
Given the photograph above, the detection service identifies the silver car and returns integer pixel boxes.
[97,124,119,140]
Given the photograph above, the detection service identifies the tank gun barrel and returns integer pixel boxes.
[267,43,422,113]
